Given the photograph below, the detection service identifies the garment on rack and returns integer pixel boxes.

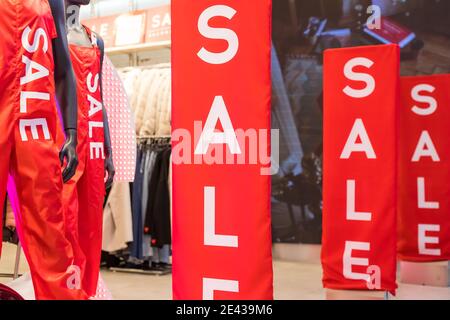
[103,182,133,253]
[144,147,172,248]
[140,70,163,136]
[57,26,106,298]
[130,147,145,259]
[118,63,172,264]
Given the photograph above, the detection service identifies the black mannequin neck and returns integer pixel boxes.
[66,4,82,31]
[66,3,91,47]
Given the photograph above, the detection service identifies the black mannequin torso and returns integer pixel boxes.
[65,0,115,187]
[66,3,92,47]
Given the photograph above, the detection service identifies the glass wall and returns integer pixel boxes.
[271,0,450,244]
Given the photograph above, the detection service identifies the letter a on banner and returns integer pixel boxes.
[322,44,399,294]
[171,1,273,299]
[398,74,450,262]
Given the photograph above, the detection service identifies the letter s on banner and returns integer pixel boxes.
[197,5,239,65]
[322,44,399,294]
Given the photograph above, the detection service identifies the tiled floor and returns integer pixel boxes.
[1,243,449,300]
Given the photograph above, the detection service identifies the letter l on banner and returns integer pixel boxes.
[322,44,399,294]
[171,1,273,299]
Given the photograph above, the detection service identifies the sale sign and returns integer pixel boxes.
[171,1,273,300]
[322,44,399,293]
[145,5,171,43]
[84,15,117,48]
[398,74,450,262]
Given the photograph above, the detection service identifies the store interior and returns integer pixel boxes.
[1,0,450,300]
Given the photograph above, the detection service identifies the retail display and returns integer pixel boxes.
[100,63,172,274]
[1,0,449,303]
[398,74,450,262]
[1,197,18,245]
[172,0,273,299]
[322,44,399,293]
[0,0,85,300]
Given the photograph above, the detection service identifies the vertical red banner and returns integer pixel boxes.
[171,1,273,300]
[322,44,399,293]
[398,74,450,262]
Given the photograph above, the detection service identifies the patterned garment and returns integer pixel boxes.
[102,57,137,182]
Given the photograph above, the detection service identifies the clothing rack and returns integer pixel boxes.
[1,197,22,280]
[108,135,172,276]
[137,135,171,145]
[137,135,171,140]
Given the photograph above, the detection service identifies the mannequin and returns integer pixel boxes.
[0,0,87,300]
[62,0,115,298]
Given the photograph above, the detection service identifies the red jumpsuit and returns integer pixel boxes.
[60,27,105,298]
[0,0,86,300]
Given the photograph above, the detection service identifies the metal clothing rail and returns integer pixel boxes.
[137,135,171,140]
[136,135,171,145]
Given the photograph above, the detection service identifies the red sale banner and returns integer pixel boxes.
[322,44,399,293]
[171,1,273,300]
[398,74,450,262]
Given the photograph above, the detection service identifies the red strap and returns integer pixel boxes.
[43,0,58,40]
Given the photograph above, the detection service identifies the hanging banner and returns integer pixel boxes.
[398,74,450,262]
[172,0,273,300]
[322,44,399,293]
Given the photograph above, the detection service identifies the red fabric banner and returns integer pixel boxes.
[322,44,399,293]
[398,74,450,262]
[171,0,273,300]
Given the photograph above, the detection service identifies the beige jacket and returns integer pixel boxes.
[102,182,133,253]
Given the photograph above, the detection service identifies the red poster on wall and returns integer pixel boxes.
[171,0,273,300]
[322,44,399,293]
[398,74,450,262]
